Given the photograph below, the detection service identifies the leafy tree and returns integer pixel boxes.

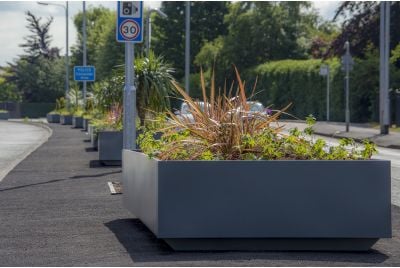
[0,12,64,102]
[0,76,21,102]
[329,2,400,57]
[20,11,60,60]
[152,1,229,79]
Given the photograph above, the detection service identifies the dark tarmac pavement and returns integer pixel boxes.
[1,123,400,266]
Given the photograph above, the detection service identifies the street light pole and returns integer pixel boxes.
[380,1,391,134]
[185,1,190,94]
[145,8,167,56]
[82,1,87,106]
[65,1,69,105]
[345,41,350,132]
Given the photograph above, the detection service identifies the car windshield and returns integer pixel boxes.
[181,102,207,114]
[248,102,264,112]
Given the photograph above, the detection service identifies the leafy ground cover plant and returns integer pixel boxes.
[138,67,377,160]
[0,109,8,113]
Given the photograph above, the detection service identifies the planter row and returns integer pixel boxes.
[47,113,123,165]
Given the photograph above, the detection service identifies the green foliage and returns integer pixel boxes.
[90,104,123,131]
[152,1,229,79]
[91,74,124,114]
[138,69,376,161]
[0,77,21,102]
[134,51,176,125]
[253,51,400,123]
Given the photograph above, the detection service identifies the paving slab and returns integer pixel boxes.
[1,124,400,266]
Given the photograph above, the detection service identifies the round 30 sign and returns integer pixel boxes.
[119,19,140,40]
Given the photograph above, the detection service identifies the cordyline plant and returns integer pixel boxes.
[138,67,377,161]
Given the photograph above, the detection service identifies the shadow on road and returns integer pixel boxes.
[105,218,389,265]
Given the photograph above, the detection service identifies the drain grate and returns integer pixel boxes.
[107,181,122,195]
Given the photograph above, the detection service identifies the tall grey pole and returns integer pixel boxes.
[65,1,69,106]
[345,41,350,132]
[82,1,87,106]
[380,1,390,134]
[326,66,330,122]
[146,16,151,56]
[185,1,190,94]
[123,43,136,150]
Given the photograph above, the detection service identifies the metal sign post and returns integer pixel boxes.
[82,1,87,105]
[319,64,330,121]
[116,1,143,150]
[342,41,354,132]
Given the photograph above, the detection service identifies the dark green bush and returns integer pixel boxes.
[252,54,400,123]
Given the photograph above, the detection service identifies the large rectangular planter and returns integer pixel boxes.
[122,150,391,251]
[83,118,90,132]
[72,116,84,128]
[46,113,60,123]
[89,125,98,150]
[98,131,123,165]
[0,111,10,120]
[60,115,72,125]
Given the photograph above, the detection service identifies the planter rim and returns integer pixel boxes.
[125,150,390,163]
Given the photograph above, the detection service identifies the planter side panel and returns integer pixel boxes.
[98,131,123,161]
[123,150,158,234]
[157,160,391,238]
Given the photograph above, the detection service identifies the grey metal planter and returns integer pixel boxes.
[72,116,84,128]
[83,118,90,131]
[98,131,123,165]
[46,113,60,123]
[89,125,98,150]
[0,111,10,120]
[60,115,72,125]
[122,150,391,251]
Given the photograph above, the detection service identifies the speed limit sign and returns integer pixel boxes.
[116,1,143,43]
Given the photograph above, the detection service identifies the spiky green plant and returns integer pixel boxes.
[135,51,175,126]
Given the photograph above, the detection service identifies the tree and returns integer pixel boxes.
[329,2,400,57]
[0,11,64,102]
[20,11,60,60]
[152,1,229,80]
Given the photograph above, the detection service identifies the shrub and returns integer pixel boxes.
[138,68,377,161]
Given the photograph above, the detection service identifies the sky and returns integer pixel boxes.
[0,1,340,66]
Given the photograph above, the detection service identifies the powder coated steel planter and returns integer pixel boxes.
[0,111,10,120]
[89,125,98,150]
[46,113,60,123]
[83,118,90,131]
[122,150,391,251]
[60,115,72,125]
[72,116,84,128]
[98,131,123,165]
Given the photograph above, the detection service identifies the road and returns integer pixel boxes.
[0,120,51,181]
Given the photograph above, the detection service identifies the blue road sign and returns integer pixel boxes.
[116,1,143,43]
[74,66,96,82]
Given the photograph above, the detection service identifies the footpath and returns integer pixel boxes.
[283,120,400,149]
[1,123,400,266]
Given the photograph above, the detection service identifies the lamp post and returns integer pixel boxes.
[37,1,69,105]
[185,1,190,95]
[145,8,167,56]
[82,1,87,106]
[380,1,390,134]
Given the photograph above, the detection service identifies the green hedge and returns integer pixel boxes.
[20,103,55,118]
[252,57,400,123]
